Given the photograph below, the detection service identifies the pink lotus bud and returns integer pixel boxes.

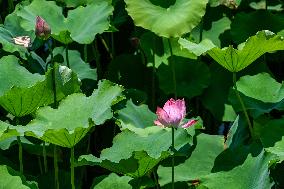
[35,16,51,40]
[154,98,197,128]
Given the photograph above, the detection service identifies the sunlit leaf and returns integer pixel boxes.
[200,145,274,189]
[125,0,208,38]
[91,173,132,189]
[77,127,192,177]
[0,165,38,189]
[16,0,66,35]
[24,80,123,148]
[66,2,113,44]
[52,47,97,80]
[180,30,284,72]
[0,56,80,117]
[116,100,156,135]
[158,133,224,186]
[229,73,284,117]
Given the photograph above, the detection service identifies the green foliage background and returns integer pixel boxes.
[0,0,284,188]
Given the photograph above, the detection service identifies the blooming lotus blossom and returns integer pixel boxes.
[154,98,197,128]
[35,16,51,40]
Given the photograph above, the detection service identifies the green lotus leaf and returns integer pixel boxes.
[199,63,234,121]
[140,32,197,69]
[0,27,29,58]
[91,173,132,189]
[0,12,34,58]
[180,30,284,72]
[157,133,224,186]
[52,47,97,80]
[77,128,192,177]
[0,56,80,117]
[125,0,208,38]
[16,0,66,36]
[199,146,274,189]
[0,121,21,142]
[235,73,284,103]
[231,11,284,44]
[24,80,123,148]
[229,73,284,117]
[157,57,210,99]
[0,165,38,189]
[66,2,113,44]
[51,31,73,45]
[256,118,284,162]
[56,0,112,8]
[202,17,231,47]
[15,0,72,44]
[116,100,156,135]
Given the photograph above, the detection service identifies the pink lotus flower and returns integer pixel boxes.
[35,16,51,40]
[154,98,197,128]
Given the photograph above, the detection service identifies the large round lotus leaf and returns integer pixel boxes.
[92,173,132,189]
[0,56,80,117]
[125,0,208,38]
[236,73,284,103]
[158,133,224,186]
[0,165,38,189]
[16,0,66,35]
[77,128,192,177]
[66,2,113,44]
[180,30,284,72]
[24,80,123,148]
[199,146,274,189]
[116,100,156,135]
[157,57,210,99]
[52,47,97,80]
[228,73,284,117]
[231,11,284,44]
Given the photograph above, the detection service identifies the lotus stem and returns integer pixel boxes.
[38,156,43,174]
[99,35,113,59]
[43,142,48,173]
[111,32,115,58]
[167,39,177,99]
[171,127,175,189]
[151,42,156,110]
[54,145,59,189]
[152,167,159,189]
[84,44,88,62]
[71,146,75,189]
[8,0,14,13]
[232,72,254,139]
[17,136,23,174]
[66,44,70,68]
[48,40,59,188]
[15,117,23,174]
[93,38,102,79]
